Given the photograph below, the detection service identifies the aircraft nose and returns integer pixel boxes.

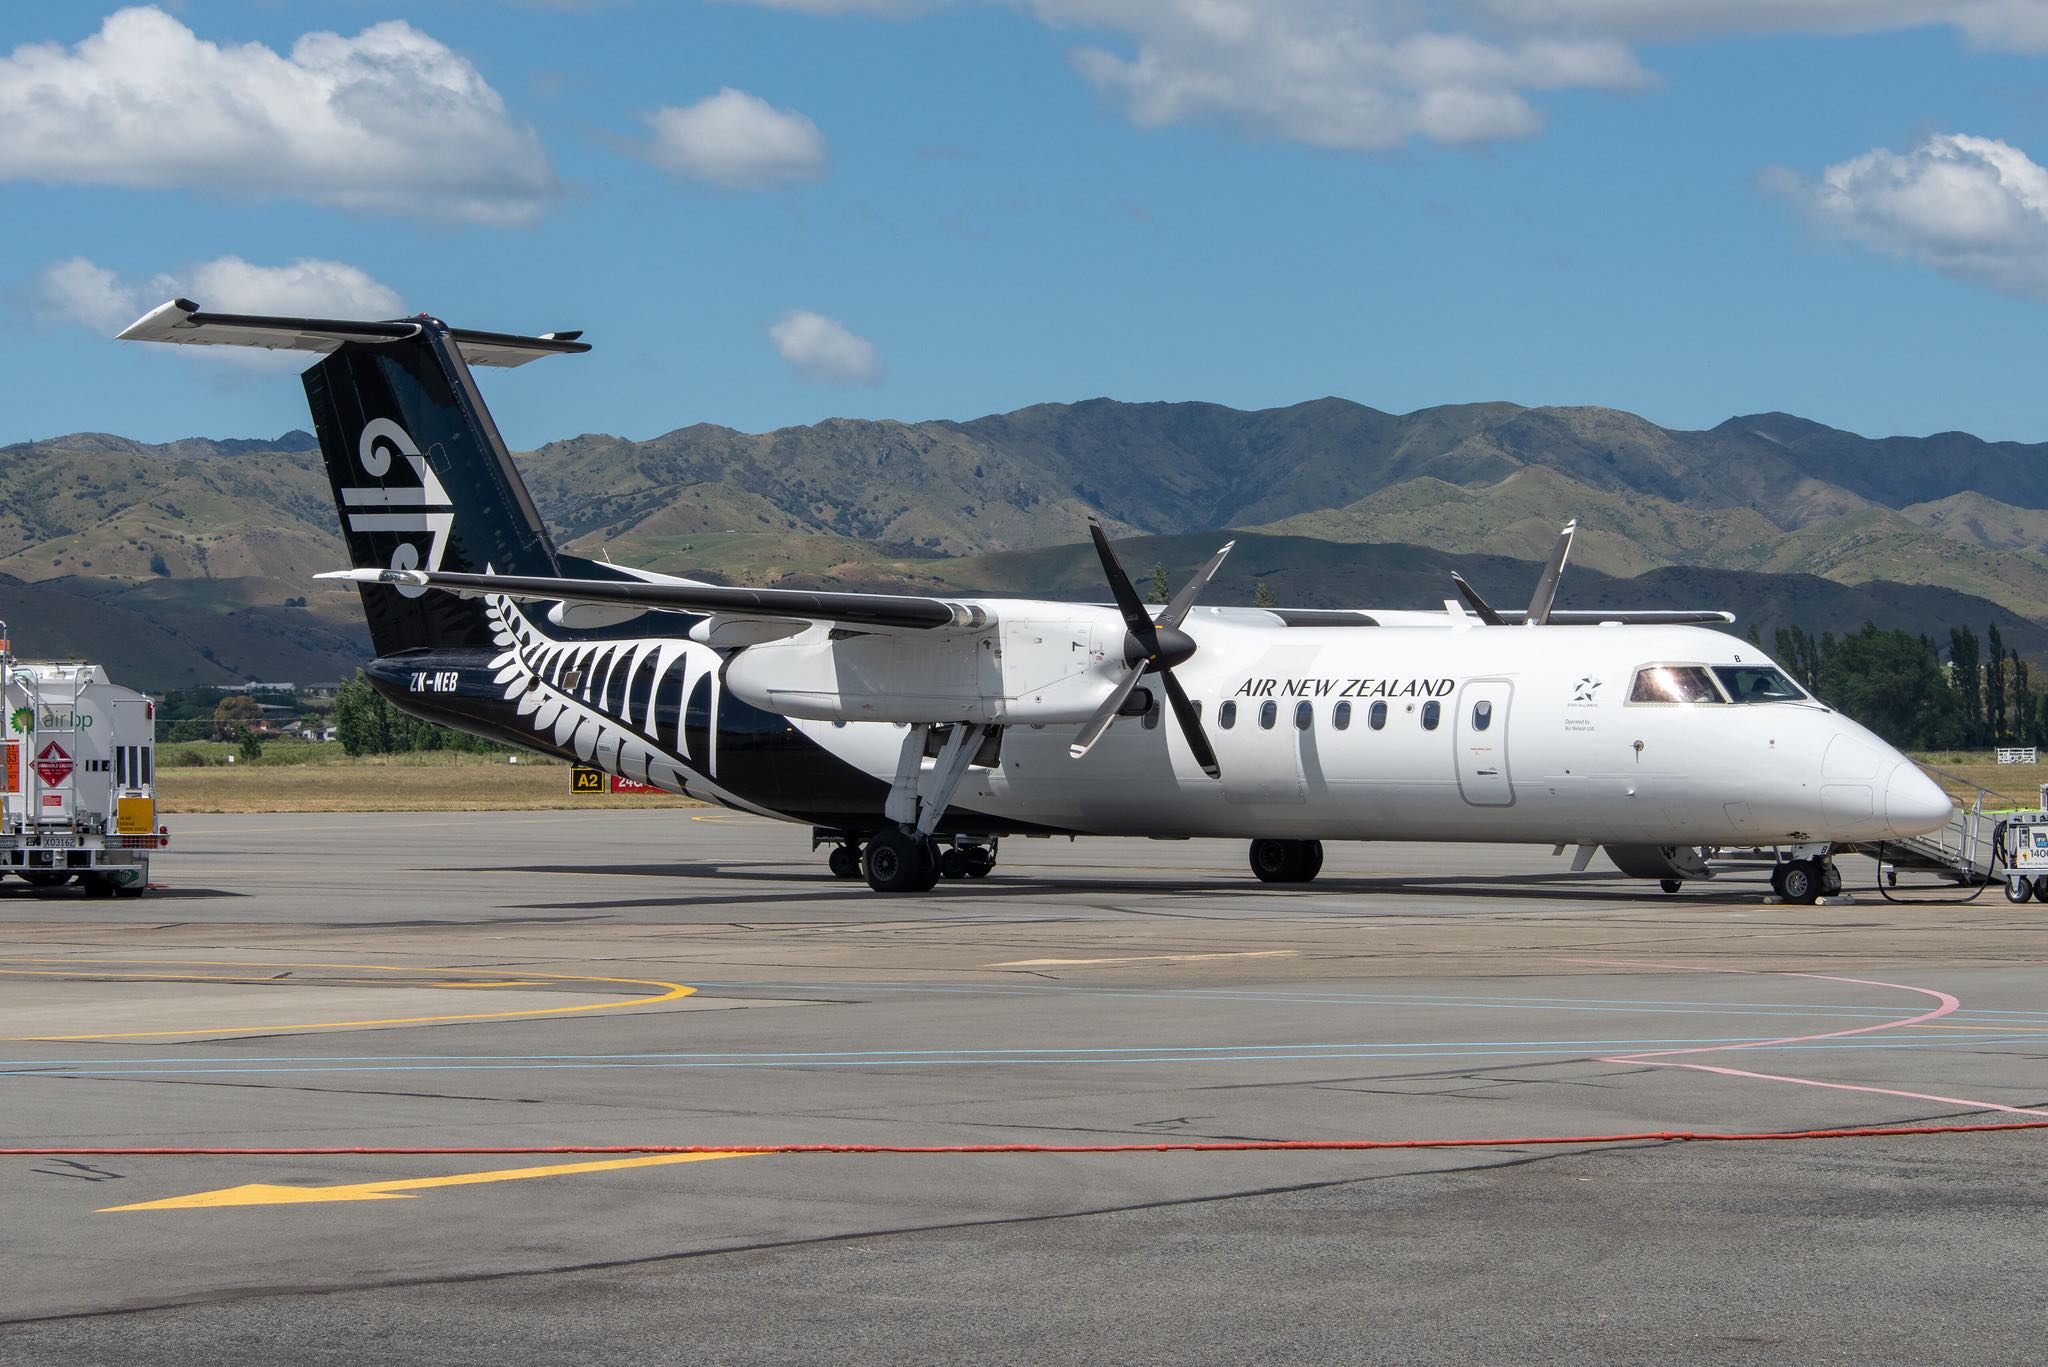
[1884,763,1953,838]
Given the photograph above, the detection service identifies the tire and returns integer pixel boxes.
[862,831,927,894]
[2033,876,2048,904]
[965,848,995,879]
[113,883,148,900]
[828,845,863,880]
[1778,860,1820,905]
[939,848,968,880]
[1660,879,1683,895]
[1821,863,1843,897]
[913,839,942,892]
[1250,839,1315,883]
[82,877,116,900]
[2006,877,2034,904]
[1249,839,1294,883]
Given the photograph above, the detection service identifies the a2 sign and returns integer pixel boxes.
[568,765,663,796]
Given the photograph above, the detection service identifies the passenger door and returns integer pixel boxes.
[1455,680,1514,807]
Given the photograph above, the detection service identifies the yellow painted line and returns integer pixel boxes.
[0,958,695,1041]
[100,1151,749,1211]
[990,951,1301,967]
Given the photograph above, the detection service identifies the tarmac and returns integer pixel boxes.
[1,810,2044,1364]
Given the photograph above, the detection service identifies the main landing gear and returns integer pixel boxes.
[818,722,1003,894]
[1249,838,1323,884]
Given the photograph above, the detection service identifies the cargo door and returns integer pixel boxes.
[1455,679,1514,807]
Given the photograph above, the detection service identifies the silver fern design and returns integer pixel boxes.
[484,593,762,810]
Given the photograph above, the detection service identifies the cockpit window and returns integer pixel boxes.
[1712,665,1806,704]
[1628,664,1724,705]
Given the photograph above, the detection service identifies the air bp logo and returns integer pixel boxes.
[8,707,30,736]
[341,418,454,599]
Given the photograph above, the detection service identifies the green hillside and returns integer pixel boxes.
[6,395,2048,688]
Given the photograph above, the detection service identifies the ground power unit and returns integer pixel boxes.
[0,628,166,896]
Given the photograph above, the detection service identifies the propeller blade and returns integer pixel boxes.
[1525,519,1577,626]
[1158,669,1220,779]
[1087,518,1160,658]
[1159,540,1235,630]
[1449,572,1505,626]
[1069,663,1147,761]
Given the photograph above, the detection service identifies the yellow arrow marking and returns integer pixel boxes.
[99,1151,751,1211]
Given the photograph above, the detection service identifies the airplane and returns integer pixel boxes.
[117,300,1956,901]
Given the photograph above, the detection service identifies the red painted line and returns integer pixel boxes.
[4,1122,2046,1158]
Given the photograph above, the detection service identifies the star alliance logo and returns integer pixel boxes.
[1572,676,1601,703]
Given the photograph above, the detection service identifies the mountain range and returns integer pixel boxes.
[4,398,2045,688]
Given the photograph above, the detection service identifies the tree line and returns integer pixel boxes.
[1762,622,2045,750]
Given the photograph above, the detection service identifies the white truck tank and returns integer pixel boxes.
[1,628,166,897]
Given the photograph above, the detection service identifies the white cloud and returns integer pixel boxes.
[638,89,829,188]
[1775,133,2048,302]
[39,256,405,356]
[1056,3,1648,149]
[1473,1,2048,53]
[0,6,557,225]
[769,310,885,385]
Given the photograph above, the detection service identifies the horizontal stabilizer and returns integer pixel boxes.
[318,566,988,632]
[117,299,589,368]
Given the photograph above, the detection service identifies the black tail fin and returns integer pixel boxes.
[303,324,561,656]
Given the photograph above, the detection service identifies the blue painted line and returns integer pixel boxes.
[3,1036,2037,1078]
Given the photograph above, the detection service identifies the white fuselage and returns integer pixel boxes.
[759,612,1950,846]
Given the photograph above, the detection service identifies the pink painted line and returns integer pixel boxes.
[1568,958,2048,1119]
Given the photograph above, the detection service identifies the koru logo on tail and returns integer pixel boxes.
[341,418,455,599]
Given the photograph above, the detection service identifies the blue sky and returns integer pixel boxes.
[7,2,2048,447]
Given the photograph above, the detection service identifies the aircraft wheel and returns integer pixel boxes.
[863,831,929,894]
[939,848,969,880]
[964,847,995,878]
[1660,878,1683,895]
[828,845,863,880]
[1250,839,1315,883]
[2006,877,2034,904]
[1777,859,1821,905]
[1821,862,1843,897]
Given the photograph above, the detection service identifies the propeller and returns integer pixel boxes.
[1450,519,1576,626]
[1070,520,1233,777]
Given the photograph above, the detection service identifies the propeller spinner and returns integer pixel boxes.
[1070,520,1232,778]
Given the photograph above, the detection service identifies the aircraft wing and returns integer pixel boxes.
[317,567,990,631]
[1501,609,1734,625]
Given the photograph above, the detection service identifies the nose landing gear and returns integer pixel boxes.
[1771,855,1841,905]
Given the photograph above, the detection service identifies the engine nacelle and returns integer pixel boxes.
[723,613,1125,724]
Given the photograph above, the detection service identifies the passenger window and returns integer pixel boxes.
[1472,700,1492,732]
[1422,700,1441,731]
[1333,701,1351,731]
[1295,701,1313,731]
[1629,665,1724,705]
[1218,700,1237,730]
[1368,701,1387,731]
[1259,700,1278,730]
